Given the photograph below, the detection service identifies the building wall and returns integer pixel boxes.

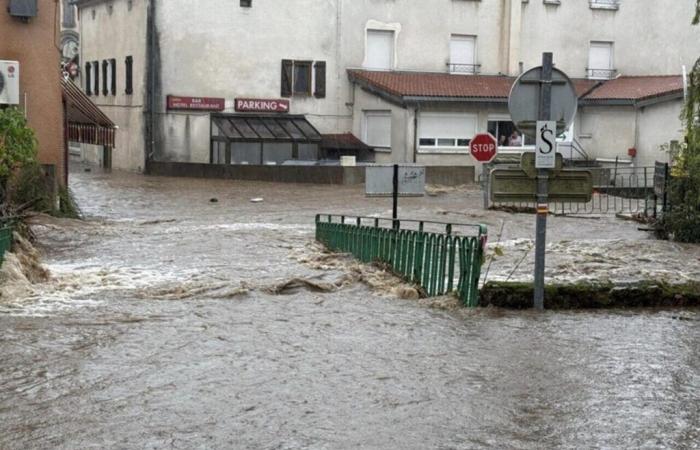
[0,0,65,184]
[635,100,684,167]
[78,0,148,171]
[573,106,637,162]
[519,0,700,77]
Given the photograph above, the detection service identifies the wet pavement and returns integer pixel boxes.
[0,165,698,449]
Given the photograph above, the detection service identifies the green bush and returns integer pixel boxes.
[0,108,37,202]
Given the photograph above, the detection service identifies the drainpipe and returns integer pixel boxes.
[144,0,158,174]
[413,105,418,163]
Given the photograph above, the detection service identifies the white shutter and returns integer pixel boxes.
[589,42,613,71]
[365,30,394,70]
[364,111,392,148]
[449,35,476,70]
[420,113,476,140]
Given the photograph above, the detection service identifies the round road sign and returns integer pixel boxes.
[470,133,498,163]
[508,66,578,139]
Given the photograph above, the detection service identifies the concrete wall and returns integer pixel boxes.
[578,106,637,162]
[78,0,148,171]
[0,0,66,185]
[519,0,700,77]
[635,100,684,167]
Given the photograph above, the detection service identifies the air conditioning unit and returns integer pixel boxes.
[0,61,20,105]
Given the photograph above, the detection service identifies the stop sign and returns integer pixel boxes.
[470,133,498,163]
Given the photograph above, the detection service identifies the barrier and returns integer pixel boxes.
[0,224,13,266]
[315,215,487,307]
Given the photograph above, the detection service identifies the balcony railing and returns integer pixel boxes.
[447,63,481,75]
[589,0,620,10]
[586,68,617,80]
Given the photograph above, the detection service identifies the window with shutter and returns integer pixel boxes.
[293,61,312,95]
[125,56,133,95]
[314,61,326,98]
[85,62,92,95]
[110,58,117,95]
[93,61,100,96]
[281,60,293,97]
[587,41,615,79]
[363,111,392,149]
[365,30,394,70]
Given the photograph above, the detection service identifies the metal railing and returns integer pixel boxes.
[586,68,618,80]
[0,223,14,266]
[489,165,661,215]
[315,215,488,307]
[447,63,481,75]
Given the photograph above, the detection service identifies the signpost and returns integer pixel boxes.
[508,53,580,310]
[365,164,426,227]
[470,133,498,163]
[166,95,225,111]
[235,98,290,113]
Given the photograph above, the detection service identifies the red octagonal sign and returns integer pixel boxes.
[469,133,498,163]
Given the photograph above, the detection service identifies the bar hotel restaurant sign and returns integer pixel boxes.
[166,95,290,113]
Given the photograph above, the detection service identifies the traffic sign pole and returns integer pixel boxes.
[533,53,553,311]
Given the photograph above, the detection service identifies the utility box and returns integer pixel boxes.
[9,0,38,18]
[0,61,20,105]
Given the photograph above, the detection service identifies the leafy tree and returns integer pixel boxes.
[695,0,700,25]
[0,108,37,198]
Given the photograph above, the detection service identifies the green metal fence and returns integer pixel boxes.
[0,223,13,266]
[315,214,488,307]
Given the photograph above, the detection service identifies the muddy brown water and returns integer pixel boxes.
[0,165,698,449]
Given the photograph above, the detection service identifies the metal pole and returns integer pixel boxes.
[534,52,553,311]
[392,164,399,229]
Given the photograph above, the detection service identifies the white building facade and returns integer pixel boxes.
[74,0,700,174]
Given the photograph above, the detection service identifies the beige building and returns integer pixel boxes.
[73,0,699,176]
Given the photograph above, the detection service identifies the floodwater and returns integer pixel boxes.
[0,165,698,449]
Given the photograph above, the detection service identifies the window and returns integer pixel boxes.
[419,113,476,151]
[363,111,391,149]
[125,56,133,95]
[293,61,312,95]
[365,30,394,70]
[487,119,532,148]
[85,62,92,95]
[240,0,252,6]
[92,61,99,96]
[110,58,116,95]
[449,35,478,74]
[281,60,321,97]
[587,41,615,79]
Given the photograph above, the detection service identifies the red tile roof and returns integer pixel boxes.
[348,70,683,105]
[348,69,599,100]
[321,133,372,150]
[582,75,683,102]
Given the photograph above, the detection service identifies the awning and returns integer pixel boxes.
[212,114,322,143]
[61,77,116,146]
[321,133,373,151]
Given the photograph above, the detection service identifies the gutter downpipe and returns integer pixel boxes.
[144,0,157,174]
[413,104,419,163]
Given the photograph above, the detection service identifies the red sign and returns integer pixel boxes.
[470,133,498,163]
[235,98,290,113]
[167,95,225,111]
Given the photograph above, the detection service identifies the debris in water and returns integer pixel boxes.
[263,277,336,295]
[250,198,264,203]
[210,198,219,203]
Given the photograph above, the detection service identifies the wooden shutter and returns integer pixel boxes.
[110,58,117,95]
[93,61,99,96]
[314,61,326,98]
[281,60,293,97]
[125,56,133,94]
[102,60,108,95]
[85,62,92,95]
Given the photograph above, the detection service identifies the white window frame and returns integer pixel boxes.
[449,34,478,75]
[487,115,533,152]
[587,41,615,80]
[418,112,477,154]
[364,29,395,70]
[363,110,392,151]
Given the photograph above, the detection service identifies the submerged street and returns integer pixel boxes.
[0,166,698,449]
